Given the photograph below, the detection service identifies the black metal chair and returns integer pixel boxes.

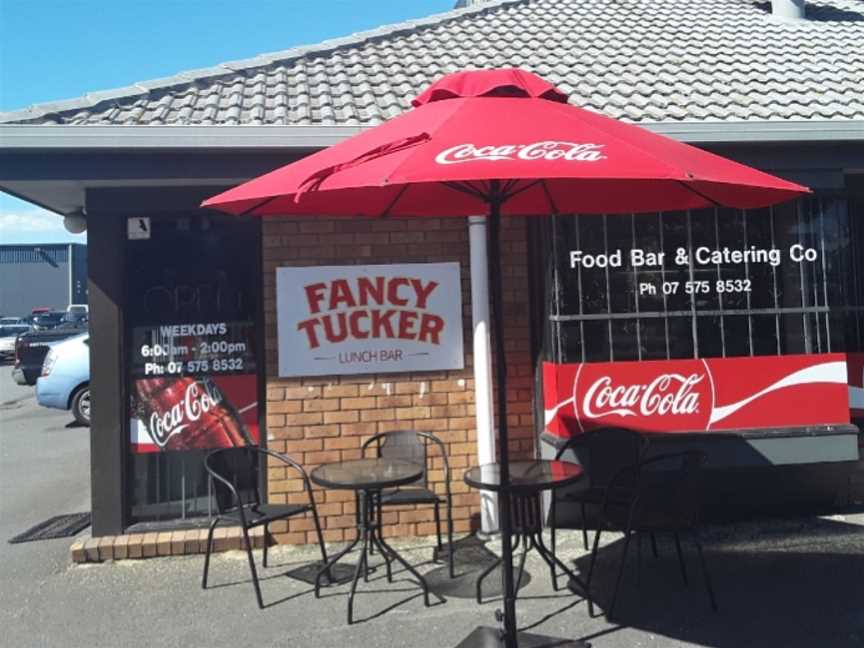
[362,430,455,577]
[550,426,649,586]
[586,450,717,619]
[202,447,328,608]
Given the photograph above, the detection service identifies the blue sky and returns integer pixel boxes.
[0,0,454,244]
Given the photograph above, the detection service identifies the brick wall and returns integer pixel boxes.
[261,216,535,545]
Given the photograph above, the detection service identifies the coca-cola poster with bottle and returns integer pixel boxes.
[128,320,259,453]
[543,353,850,438]
[130,374,259,453]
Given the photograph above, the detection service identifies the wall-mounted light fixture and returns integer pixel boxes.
[63,209,87,234]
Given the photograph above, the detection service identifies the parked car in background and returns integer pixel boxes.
[66,304,89,316]
[0,316,27,326]
[31,311,67,331]
[12,318,88,385]
[36,333,90,425]
[0,324,31,361]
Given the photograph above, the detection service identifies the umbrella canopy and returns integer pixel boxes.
[203,68,809,648]
[203,68,807,217]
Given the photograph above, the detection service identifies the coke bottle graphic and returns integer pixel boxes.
[133,376,253,451]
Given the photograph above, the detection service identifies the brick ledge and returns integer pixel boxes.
[70,526,266,563]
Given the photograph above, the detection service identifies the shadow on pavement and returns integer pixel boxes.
[572,517,864,647]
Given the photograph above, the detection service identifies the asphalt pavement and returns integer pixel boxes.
[2,363,864,648]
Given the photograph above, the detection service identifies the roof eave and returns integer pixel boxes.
[1,120,863,150]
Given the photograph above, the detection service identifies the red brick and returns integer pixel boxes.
[303,398,341,412]
[323,410,359,424]
[341,397,377,409]
[323,384,359,398]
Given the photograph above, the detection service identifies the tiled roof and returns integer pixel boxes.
[2,0,863,125]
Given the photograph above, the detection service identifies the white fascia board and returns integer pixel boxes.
[0,121,862,150]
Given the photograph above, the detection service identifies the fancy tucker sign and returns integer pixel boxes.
[276,263,464,377]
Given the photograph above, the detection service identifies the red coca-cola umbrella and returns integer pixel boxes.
[203,68,808,647]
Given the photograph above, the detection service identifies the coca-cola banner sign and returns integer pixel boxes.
[847,352,864,417]
[276,263,464,377]
[130,374,259,453]
[543,354,850,438]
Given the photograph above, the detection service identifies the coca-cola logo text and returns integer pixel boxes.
[434,141,607,165]
[148,380,225,447]
[581,373,704,419]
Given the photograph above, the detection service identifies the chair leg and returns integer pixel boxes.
[434,500,443,552]
[515,539,529,593]
[585,527,602,618]
[201,517,219,590]
[650,531,659,558]
[549,498,557,588]
[242,526,264,609]
[674,532,688,586]
[580,502,589,550]
[369,497,378,555]
[311,506,329,564]
[262,522,269,568]
[475,556,502,604]
[608,528,633,620]
[636,531,643,590]
[447,502,455,579]
[693,531,718,612]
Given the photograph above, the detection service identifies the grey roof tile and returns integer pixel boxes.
[2,0,863,125]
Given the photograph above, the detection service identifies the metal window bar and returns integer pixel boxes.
[820,198,831,351]
[796,201,813,353]
[603,214,613,360]
[769,205,781,355]
[685,210,699,357]
[630,213,642,360]
[742,208,754,356]
[658,212,671,360]
[713,208,727,356]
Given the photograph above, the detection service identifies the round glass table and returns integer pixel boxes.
[310,457,431,624]
[463,460,589,607]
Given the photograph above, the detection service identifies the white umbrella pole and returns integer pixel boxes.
[469,215,498,534]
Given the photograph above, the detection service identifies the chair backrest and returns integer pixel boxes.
[631,450,707,529]
[557,427,648,489]
[364,430,442,489]
[204,447,262,514]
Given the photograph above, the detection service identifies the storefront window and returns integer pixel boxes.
[125,213,261,524]
[541,196,864,364]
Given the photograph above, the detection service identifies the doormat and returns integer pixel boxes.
[9,513,91,544]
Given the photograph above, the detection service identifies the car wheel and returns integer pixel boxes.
[71,386,91,426]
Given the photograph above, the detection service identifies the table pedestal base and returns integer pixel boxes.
[454,626,590,648]
[476,494,589,605]
[314,489,430,624]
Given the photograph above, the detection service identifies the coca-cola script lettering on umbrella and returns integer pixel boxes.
[204,68,809,648]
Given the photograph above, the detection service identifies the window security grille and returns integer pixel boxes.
[544,197,864,364]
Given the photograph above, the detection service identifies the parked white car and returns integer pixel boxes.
[0,324,31,360]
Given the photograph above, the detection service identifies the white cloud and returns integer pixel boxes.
[0,208,87,244]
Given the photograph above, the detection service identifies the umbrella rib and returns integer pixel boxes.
[539,180,560,214]
[676,180,723,208]
[501,179,519,196]
[500,179,544,204]
[465,179,491,198]
[237,195,280,217]
[379,184,410,218]
[442,181,489,202]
